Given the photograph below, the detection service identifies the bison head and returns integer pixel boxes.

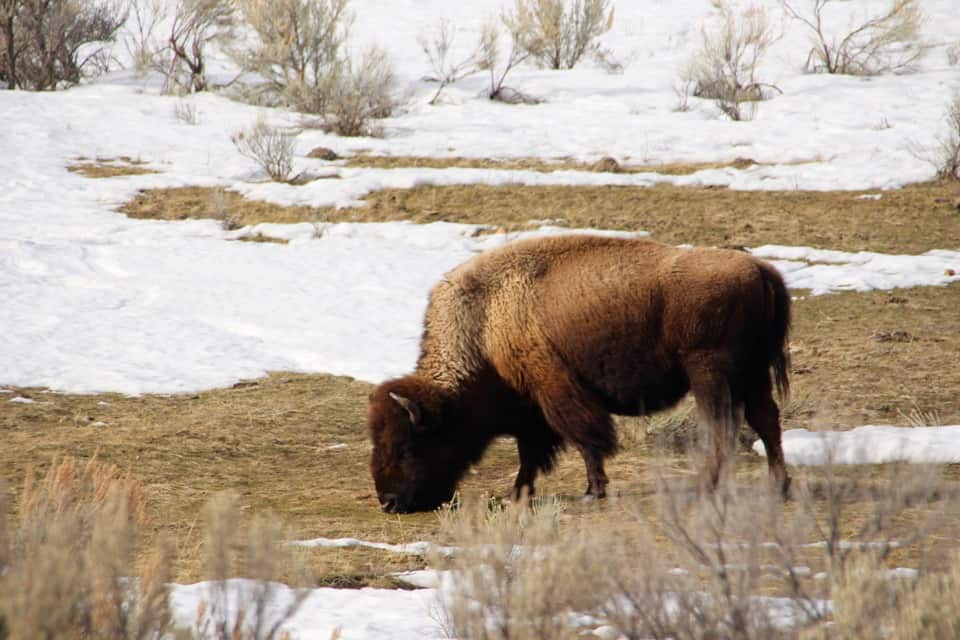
[367,376,463,513]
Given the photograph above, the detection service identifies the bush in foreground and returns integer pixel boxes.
[434,461,959,639]
[0,458,170,639]
[0,458,306,640]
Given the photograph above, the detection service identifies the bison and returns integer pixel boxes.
[368,235,791,513]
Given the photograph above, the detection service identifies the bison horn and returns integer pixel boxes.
[389,392,421,426]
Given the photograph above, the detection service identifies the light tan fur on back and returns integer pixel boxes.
[416,235,770,392]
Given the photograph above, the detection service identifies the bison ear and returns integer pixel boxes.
[389,392,422,428]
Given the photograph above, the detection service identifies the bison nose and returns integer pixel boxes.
[380,493,400,513]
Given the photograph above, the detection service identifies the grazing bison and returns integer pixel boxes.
[368,235,791,513]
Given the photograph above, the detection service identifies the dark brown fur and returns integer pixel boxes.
[368,235,791,513]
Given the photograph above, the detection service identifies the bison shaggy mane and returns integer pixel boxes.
[368,234,791,513]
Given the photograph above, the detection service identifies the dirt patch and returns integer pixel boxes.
[68,156,157,178]
[118,179,960,254]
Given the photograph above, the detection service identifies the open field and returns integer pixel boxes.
[4,0,960,632]
[4,173,960,589]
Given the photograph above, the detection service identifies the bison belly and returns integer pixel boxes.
[539,297,690,417]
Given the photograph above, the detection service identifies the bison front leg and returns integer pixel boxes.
[530,372,617,500]
[512,420,565,501]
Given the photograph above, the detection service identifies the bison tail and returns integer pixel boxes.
[759,260,791,403]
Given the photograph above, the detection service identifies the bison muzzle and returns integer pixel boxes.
[368,235,791,513]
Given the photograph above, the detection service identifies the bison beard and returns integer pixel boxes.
[368,235,791,513]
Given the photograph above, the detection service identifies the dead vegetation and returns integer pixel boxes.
[68,157,157,178]
[117,178,960,254]
[0,458,319,638]
[341,154,758,174]
[433,462,960,639]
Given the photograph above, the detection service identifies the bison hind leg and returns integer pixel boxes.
[744,372,791,499]
[686,358,744,493]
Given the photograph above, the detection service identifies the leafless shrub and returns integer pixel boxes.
[948,42,960,66]
[433,496,602,640]
[174,99,201,124]
[592,45,623,74]
[323,45,396,136]
[418,18,484,105]
[637,400,756,455]
[935,94,960,181]
[780,0,926,75]
[124,0,168,72]
[478,16,540,104]
[502,0,614,70]
[640,401,700,453]
[0,458,173,639]
[230,0,351,114]
[909,93,960,182]
[616,484,821,639]
[437,454,959,639]
[796,460,946,576]
[686,0,781,121]
[189,493,308,640]
[207,187,240,229]
[231,117,296,182]
[888,552,960,639]
[826,549,960,639]
[673,77,696,112]
[161,0,236,94]
[0,0,127,90]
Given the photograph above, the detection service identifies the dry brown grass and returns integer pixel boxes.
[9,161,960,595]
[120,187,321,226]
[68,157,158,178]
[231,233,290,244]
[2,280,959,585]
[343,154,760,175]
[118,179,960,253]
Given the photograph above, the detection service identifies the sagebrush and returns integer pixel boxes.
[435,462,959,639]
[231,117,297,182]
[780,0,925,75]
[686,0,780,121]
[0,459,308,640]
[503,0,614,70]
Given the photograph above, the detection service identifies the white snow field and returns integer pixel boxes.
[3,0,960,637]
